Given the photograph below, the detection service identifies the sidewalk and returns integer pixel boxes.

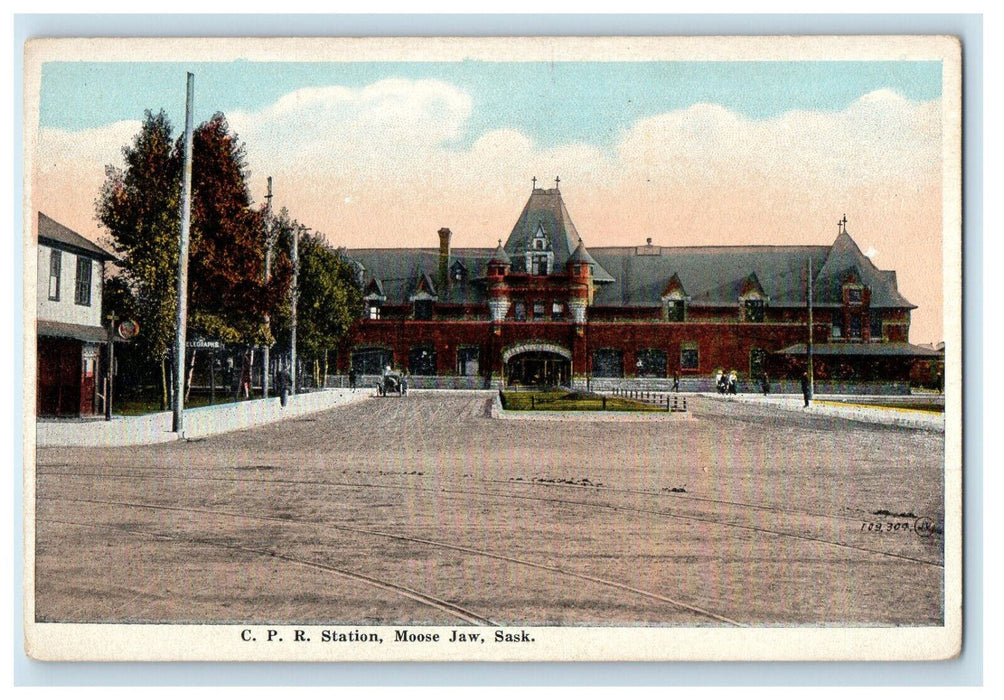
[36,388,371,447]
[702,393,945,432]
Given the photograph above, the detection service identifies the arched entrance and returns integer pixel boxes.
[503,342,571,388]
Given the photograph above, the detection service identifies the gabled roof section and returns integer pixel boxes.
[739,271,768,300]
[38,212,116,261]
[814,230,915,308]
[503,187,614,281]
[661,272,688,299]
[409,268,438,299]
[363,277,386,299]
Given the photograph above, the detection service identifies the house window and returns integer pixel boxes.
[74,256,92,306]
[457,346,480,376]
[531,254,549,275]
[870,316,884,341]
[847,287,862,305]
[352,347,391,375]
[414,299,433,320]
[743,298,765,322]
[367,303,382,320]
[408,346,437,376]
[551,302,564,320]
[592,349,624,378]
[636,349,667,378]
[514,302,526,321]
[680,342,699,370]
[831,321,843,339]
[48,249,61,301]
[849,314,862,339]
[533,301,545,319]
[664,299,685,322]
[749,348,768,379]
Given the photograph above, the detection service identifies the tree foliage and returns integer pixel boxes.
[185,112,290,345]
[96,108,358,392]
[96,110,180,363]
[292,231,363,358]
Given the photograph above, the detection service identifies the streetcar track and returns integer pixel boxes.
[40,495,745,626]
[43,517,497,626]
[36,468,944,568]
[35,464,874,524]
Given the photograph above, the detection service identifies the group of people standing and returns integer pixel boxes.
[715,369,740,395]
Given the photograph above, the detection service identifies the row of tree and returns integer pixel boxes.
[97,109,362,406]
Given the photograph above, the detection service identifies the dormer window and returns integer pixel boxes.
[531,254,549,275]
[743,299,765,323]
[664,299,685,322]
[367,302,381,320]
[450,260,467,282]
[847,287,862,305]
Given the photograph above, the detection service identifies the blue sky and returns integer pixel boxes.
[40,60,942,149]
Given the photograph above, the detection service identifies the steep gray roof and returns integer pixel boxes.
[502,187,614,282]
[813,230,915,308]
[349,248,492,304]
[590,245,833,308]
[37,212,115,261]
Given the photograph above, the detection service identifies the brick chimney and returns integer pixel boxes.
[438,227,452,293]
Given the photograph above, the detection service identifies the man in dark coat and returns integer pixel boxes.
[801,372,811,407]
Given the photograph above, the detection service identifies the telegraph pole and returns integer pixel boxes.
[807,256,814,396]
[290,225,305,393]
[173,72,195,434]
[262,176,274,399]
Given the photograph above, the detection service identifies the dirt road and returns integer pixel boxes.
[33,393,945,626]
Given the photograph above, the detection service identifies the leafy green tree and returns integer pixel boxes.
[96,110,180,407]
[272,225,363,385]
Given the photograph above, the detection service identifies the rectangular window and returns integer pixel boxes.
[870,316,884,341]
[533,301,545,319]
[48,249,61,301]
[514,302,526,321]
[680,342,699,370]
[74,256,92,306]
[531,255,548,275]
[831,322,843,339]
[457,346,480,376]
[665,299,684,322]
[414,299,433,320]
[744,299,765,322]
[849,314,862,339]
[592,349,624,378]
[847,288,862,305]
[551,302,564,320]
[367,303,381,320]
[636,349,667,378]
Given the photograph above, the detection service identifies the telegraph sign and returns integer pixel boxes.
[187,337,224,349]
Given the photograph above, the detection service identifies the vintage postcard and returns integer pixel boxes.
[23,35,962,662]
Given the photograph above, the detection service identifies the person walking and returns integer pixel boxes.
[761,373,770,396]
[801,372,811,407]
[349,367,357,391]
[672,371,680,393]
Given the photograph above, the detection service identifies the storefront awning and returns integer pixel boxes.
[37,320,110,344]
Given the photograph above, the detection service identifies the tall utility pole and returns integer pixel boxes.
[173,72,195,434]
[807,256,814,396]
[290,225,305,393]
[262,176,274,399]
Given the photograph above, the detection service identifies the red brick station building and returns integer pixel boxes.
[341,180,939,392]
